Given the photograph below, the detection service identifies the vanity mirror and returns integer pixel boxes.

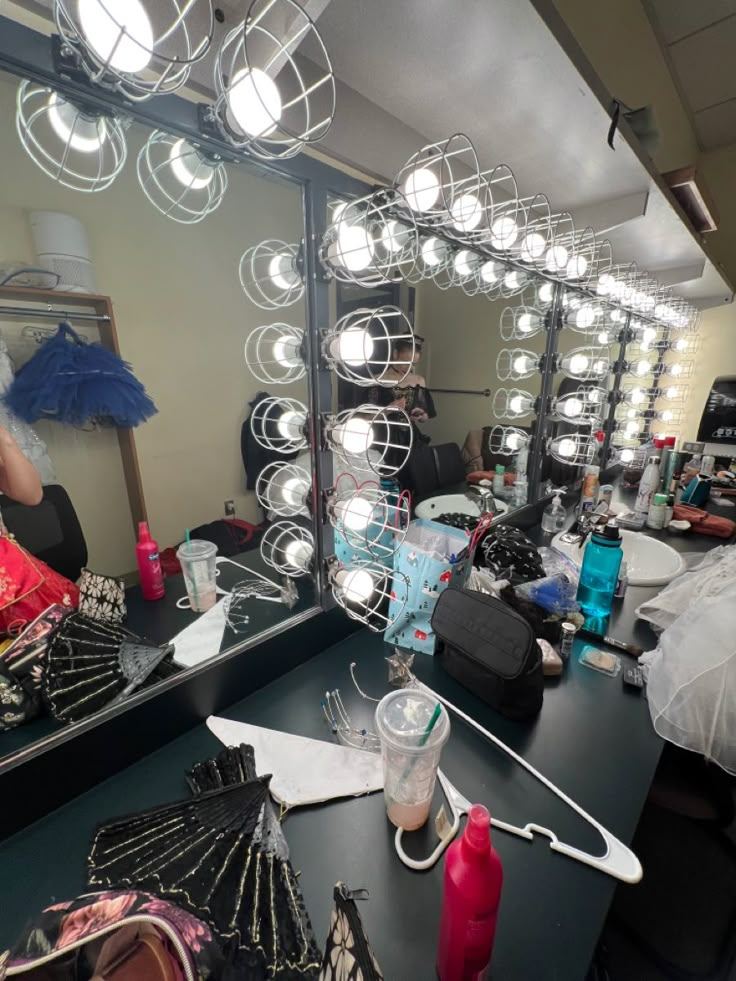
[0,65,322,765]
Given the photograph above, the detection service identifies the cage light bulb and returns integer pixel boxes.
[670,364,683,377]
[629,389,645,405]
[47,93,106,153]
[588,388,602,404]
[568,354,589,376]
[403,166,440,212]
[454,249,475,278]
[545,244,568,271]
[381,220,409,253]
[538,282,554,303]
[517,312,536,333]
[513,355,533,375]
[420,236,447,267]
[504,270,523,290]
[480,259,499,284]
[520,231,546,262]
[78,0,153,73]
[566,254,588,279]
[505,432,523,451]
[509,395,525,415]
[268,253,300,291]
[624,421,639,437]
[336,224,374,272]
[227,67,282,139]
[610,309,623,323]
[660,409,673,422]
[635,360,651,377]
[451,192,483,231]
[597,273,613,295]
[558,437,576,458]
[574,305,596,330]
[336,327,375,367]
[593,358,607,375]
[281,476,307,507]
[665,386,679,400]
[597,331,611,346]
[642,327,657,345]
[337,495,374,532]
[674,337,688,352]
[339,567,375,604]
[563,397,583,419]
[277,409,306,441]
[490,215,519,250]
[272,336,302,368]
[284,537,313,572]
[334,417,374,455]
[620,448,635,463]
[168,138,214,189]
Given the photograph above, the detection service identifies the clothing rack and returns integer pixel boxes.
[0,305,110,323]
[432,387,492,397]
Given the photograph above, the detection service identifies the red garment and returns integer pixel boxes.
[673,504,736,539]
[0,537,78,635]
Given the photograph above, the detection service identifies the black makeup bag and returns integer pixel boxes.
[431,587,544,721]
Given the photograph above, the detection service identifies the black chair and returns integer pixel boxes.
[1,484,88,583]
[432,443,466,488]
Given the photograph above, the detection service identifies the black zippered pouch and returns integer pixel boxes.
[431,587,544,721]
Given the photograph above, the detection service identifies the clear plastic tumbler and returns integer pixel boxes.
[375,688,450,831]
[176,540,218,612]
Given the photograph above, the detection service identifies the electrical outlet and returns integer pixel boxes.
[224,500,235,516]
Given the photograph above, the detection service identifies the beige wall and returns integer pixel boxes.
[0,75,307,576]
[680,303,736,442]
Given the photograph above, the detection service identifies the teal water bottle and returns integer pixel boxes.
[576,525,623,618]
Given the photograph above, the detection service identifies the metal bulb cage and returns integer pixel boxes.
[488,425,530,456]
[327,405,413,479]
[559,346,611,381]
[562,227,597,286]
[260,520,314,577]
[548,433,600,467]
[249,395,308,453]
[447,165,521,246]
[496,348,540,381]
[658,383,689,405]
[331,560,410,633]
[446,248,486,295]
[669,334,700,357]
[323,306,415,386]
[239,239,304,310]
[55,0,213,101]
[514,194,553,270]
[329,484,410,561]
[16,80,127,193]
[551,387,606,426]
[500,266,533,298]
[625,356,656,379]
[500,303,546,341]
[394,133,481,227]
[320,190,418,285]
[244,323,306,384]
[662,359,694,381]
[621,384,654,408]
[406,234,454,284]
[213,0,335,160]
[136,130,227,223]
[255,460,311,517]
[596,262,638,305]
[493,387,536,421]
[563,299,604,334]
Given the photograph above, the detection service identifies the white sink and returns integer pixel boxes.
[415,493,508,521]
[551,528,687,587]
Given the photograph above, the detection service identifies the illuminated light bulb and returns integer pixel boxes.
[421,236,447,267]
[504,269,523,290]
[620,448,635,463]
[509,395,525,415]
[520,232,546,263]
[588,389,602,404]
[674,337,688,352]
[635,360,651,376]
[334,417,374,455]
[670,363,683,377]
[665,386,679,400]
[227,67,282,139]
[538,282,554,303]
[403,167,440,212]
[642,327,657,345]
[336,224,374,272]
[268,253,300,291]
[513,355,533,375]
[624,421,639,437]
[566,254,588,279]
[625,408,637,420]
[545,244,568,271]
[277,409,306,441]
[574,305,596,330]
[597,273,613,295]
[610,309,623,323]
[568,354,589,376]
[272,336,302,368]
[338,567,375,604]
[480,259,499,284]
[78,0,153,73]
[517,312,538,334]
[558,437,576,458]
[597,331,611,345]
[563,397,583,419]
[593,358,607,375]
[505,432,524,451]
[167,138,215,189]
[47,93,105,152]
[630,388,645,405]
[335,327,375,367]
[380,220,408,253]
[451,192,483,231]
[660,409,673,422]
[490,215,519,250]
[281,477,307,507]
[337,495,374,531]
[454,250,476,278]
[284,537,313,571]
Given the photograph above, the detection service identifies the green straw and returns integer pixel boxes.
[184,528,198,609]
[419,702,443,746]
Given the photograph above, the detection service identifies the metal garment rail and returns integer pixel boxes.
[432,387,491,396]
[0,305,110,323]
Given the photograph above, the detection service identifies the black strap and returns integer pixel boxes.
[608,100,621,150]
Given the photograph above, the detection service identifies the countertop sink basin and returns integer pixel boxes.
[415,493,508,521]
[551,528,687,587]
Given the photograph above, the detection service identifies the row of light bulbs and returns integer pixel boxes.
[14,0,336,219]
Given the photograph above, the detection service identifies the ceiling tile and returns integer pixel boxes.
[648,0,736,44]
[695,98,736,150]
[669,17,736,110]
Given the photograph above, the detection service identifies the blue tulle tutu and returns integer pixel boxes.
[5,322,157,428]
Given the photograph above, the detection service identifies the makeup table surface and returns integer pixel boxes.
[0,510,727,979]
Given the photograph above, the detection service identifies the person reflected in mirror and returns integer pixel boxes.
[369,335,436,427]
[0,424,43,506]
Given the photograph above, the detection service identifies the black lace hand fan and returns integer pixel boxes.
[42,612,172,723]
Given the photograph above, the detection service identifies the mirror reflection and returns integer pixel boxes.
[0,69,317,758]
